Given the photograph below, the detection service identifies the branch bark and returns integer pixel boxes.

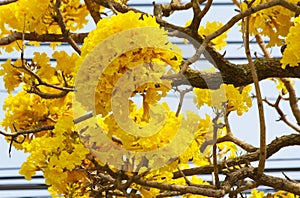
[0,32,88,45]
[173,133,300,178]
[0,0,17,6]
[172,58,300,89]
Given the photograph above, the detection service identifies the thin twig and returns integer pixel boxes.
[264,96,300,133]
[229,182,258,197]
[176,166,192,185]
[175,87,193,116]
[0,111,95,139]
[21,64,74,91]
[217,135,258,152]
[0,125,55,137]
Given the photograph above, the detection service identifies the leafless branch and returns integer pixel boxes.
[255,33,300,131]
[217,135,258,152]
[264,96,300,133]
[175,87,193,116]
[158,1,194,17]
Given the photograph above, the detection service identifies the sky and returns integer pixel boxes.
[0,0,300,197]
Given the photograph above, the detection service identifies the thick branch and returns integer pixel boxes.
[136,165,300,196]
[84,0,101,24]
[173,133,300,178]
[223,167,300,195]
[160,1,193,17]
[134,177,225,197]
[189,0,202,31]
[172,58,300,89]
[0,32,88,45]
[249,170,300,194]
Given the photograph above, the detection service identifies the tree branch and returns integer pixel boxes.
[84,0,101,24]
[264,96,300,133]
[173,133,300,178]
[27,87,69,99]
[134,177,225,197]
[0,32,88,45]
[217,134,257,152]
[281,78,300,125]
[255,34,300,131]
[189,0,202,32]
[0,0,17,6]
[159,1,194,17]
[171,58,300,89]
[53,0,81,55]
[249,169,300,194]
[0,125,54,137]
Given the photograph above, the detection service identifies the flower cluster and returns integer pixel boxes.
[194,84,252,116]
[240,0,298,47]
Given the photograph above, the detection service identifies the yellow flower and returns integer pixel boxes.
[185,20,228,50]
[249,189,264,198]
[281,16,300,68]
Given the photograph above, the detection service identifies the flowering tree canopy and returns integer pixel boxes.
[0,0,300,197]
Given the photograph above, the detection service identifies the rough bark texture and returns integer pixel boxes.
[175,58,300,89]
